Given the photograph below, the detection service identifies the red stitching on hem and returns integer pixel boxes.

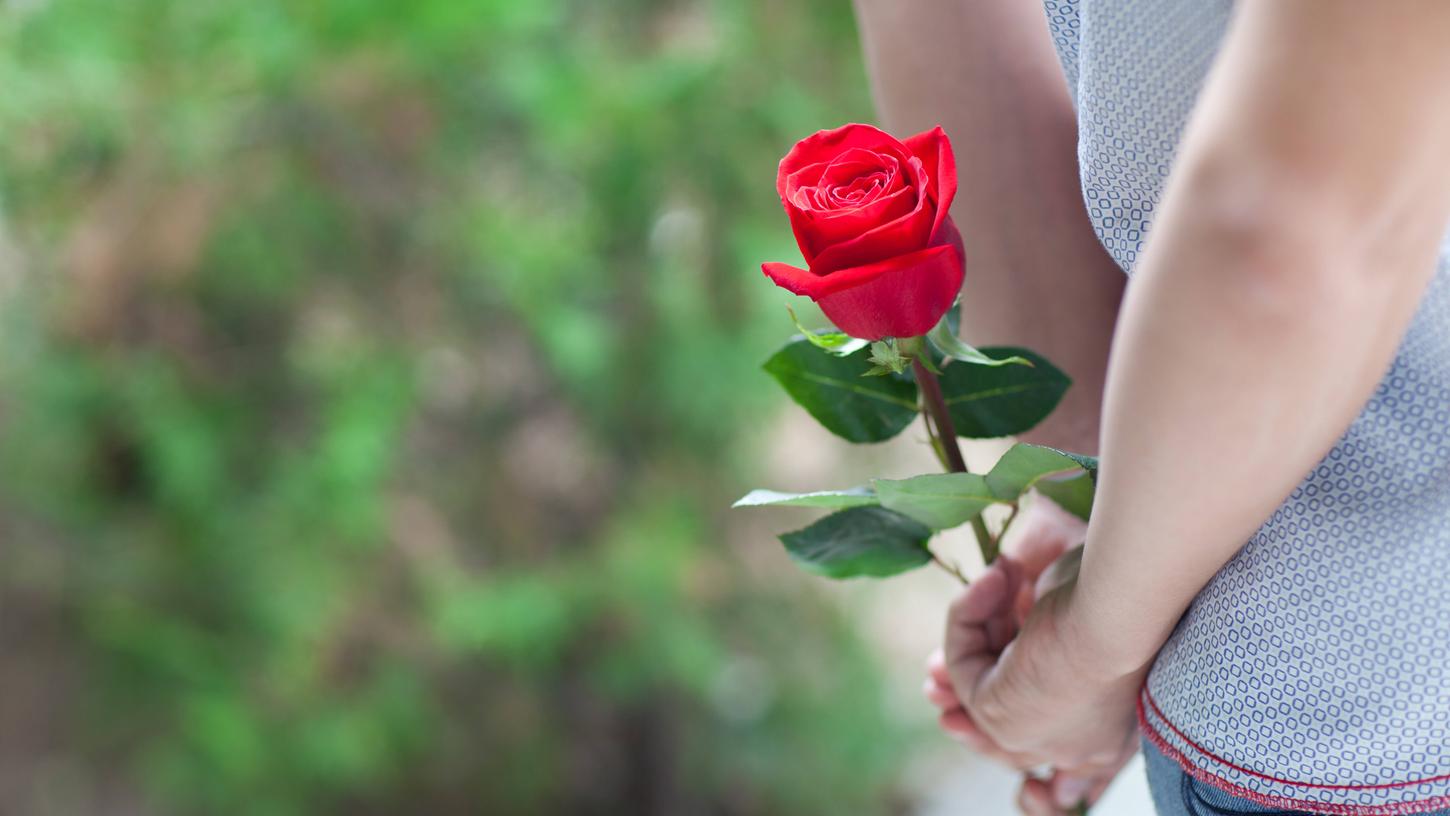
[1143,685,1450,791]
[1137,689,1450,816]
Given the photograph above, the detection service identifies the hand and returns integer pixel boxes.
[923,494,1088,759]
[943,543,1143,813]
[996,494,1090,624]
[925,496,1132,813]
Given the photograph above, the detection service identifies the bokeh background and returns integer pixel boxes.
[0,1,1154,814]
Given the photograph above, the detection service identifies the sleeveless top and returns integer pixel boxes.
[1041,1,1450,813]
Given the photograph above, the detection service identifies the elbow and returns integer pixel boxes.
[1167,150,1382,302]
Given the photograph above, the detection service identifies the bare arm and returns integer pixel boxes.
[935,5,1450,810]
[1073,0,1450,676]
[852,0,1124,455]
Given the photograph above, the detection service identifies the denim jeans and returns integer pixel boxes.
[1141,737,1450,816]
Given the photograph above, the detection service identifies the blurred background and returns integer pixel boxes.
[0,1,1153,814]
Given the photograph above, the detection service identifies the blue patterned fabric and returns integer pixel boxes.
[1042,2,1450,813]
[1143,737,1450,816]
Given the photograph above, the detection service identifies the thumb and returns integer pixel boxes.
[1034,543,1084,602]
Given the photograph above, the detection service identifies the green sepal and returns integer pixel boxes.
[928,316,1032,368]
[785,305,868,357]
[863,339,911,377]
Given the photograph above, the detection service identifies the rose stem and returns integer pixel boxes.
[930,550,968,584]
[996,501,1021,547]
[919,397,953,472]
[913,357,967,471]
[917,411,969,582]
[911,356,997,565]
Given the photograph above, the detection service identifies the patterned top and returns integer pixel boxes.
[1041,1,1450,813]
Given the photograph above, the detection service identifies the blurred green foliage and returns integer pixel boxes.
[0,1,920,814]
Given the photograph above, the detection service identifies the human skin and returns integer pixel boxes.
[852,0,1125,809]
[851,0,1125,461]
[858,1,1450,814]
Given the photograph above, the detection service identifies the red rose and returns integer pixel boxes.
[762,123,963,341]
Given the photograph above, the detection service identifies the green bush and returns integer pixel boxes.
[0,1,918,814]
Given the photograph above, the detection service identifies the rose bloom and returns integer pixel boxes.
[762,123,964,341]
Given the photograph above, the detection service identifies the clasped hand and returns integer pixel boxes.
[924,499,1145,815]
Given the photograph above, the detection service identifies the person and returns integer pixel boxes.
[852,1,1450,814]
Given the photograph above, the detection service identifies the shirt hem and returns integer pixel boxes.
[1137,686,1450,816]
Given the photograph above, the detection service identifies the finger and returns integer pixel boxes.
[943,563,1015,695]
[923,676,958,709]
[988,558,1024,650]
[1017,776,1064,816]
[1014,574,1038,625]
[938,706,974,737]
[1001,519,1071,577]
[1001,497,1085,572]
[950,560,1015,624]
[940,709,1037,770]
[926,649,965,709]
[939,707,997,755]
[985,615,1016,654]
[1050,741,1137,809]
[1050,773,1097,811]
[1048,769,1116,811]
[927,647,950,686]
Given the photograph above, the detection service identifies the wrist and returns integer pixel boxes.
[1059,574,1161,684]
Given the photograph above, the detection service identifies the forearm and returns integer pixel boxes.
[852,0,1123,454]
[1071,182,1442,675]
[1068,0,1450,677]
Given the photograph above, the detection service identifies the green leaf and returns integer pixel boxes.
[733,486,877,509]
[763,338,919,443]
[785,306,868,356]
[779,506,933,579]
[874,472,999,530]
[1059,450,1099,481]
[928,319,1033,367]
[985,443,1093,501]
[1035,472,1095,521]
[939,346,1071,438]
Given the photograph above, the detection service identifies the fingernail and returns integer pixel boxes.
[1054,777,1092,809]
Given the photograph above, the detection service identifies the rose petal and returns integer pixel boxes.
[776,123,912,202]
[772,124,960,299]
[818,148,903,193]
[784,148,906,213]
[787,184,917,260]
[815,233,964,340]
[807,154,933,275]
[762,219,964,341]
[761,261,822,298]
[783,148,908,262]
[903,126,958,244]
